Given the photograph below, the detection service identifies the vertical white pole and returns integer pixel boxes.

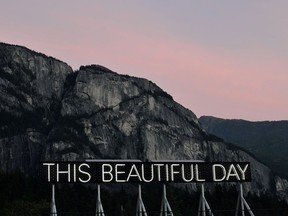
[96,184,105,216]
[163,184,167,216]
[239,184,255,216]
[197,195,202,216]
[136,185,142,216]
[240,184,245,216]
[201,184,206,216]
[165,185,173,216]
[236,183,255,216]
[50,184,57,216]
[160,193,164,216]
[160,184,173,216]
[197,184,213,216]
[136,184,148,216]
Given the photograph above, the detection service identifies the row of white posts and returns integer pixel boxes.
[50,184,254,216]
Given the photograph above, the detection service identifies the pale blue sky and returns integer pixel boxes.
[1,1,287,120]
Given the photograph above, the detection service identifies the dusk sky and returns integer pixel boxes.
[1,1,287,121]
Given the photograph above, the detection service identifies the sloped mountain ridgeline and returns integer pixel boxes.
[199,116,288,179]
[0,42,288,207]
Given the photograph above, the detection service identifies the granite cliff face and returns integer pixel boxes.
[0,42,287,202]
[0,43,73,173]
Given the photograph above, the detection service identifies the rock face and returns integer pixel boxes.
[0,43,73,173]
[0,42,287,203]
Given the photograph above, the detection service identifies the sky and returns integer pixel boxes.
[1,1,288,121]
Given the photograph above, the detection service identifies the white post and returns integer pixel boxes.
[160,184,174,216]
[197,195,202,216]
[201,184,206,216]
[235,184,255,216]
[50,184,57,216]
[197,184,213,216]
[240,184,245,216]
[96,184,105,216]
[136,184,148,216]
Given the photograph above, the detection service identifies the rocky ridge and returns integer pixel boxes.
[0,42,287,202]
[199,116,288,179]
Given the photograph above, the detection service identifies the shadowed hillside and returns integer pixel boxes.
[199,116,288,179]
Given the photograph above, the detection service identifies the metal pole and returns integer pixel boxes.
[163,184,168,216]
[240,184,245,216]
[96,184,105,216]
[201,184,206,216]
[197,196,202,216]
[235,183,255,216]
[165,185,174,216]
[137,185,141,216]
[160,184,173,216]
[197,184,213,216]
[160,195,164,216]
[243,199,255,216]
[50,184,57,216]
[203,197,213,216]
[136,184,148,216]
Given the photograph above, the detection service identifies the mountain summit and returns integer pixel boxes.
[0,42,288,203]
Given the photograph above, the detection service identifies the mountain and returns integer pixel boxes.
[199,116,288,179]
[0,42,288,207]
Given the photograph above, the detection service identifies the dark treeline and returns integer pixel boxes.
[0,172,287,216]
